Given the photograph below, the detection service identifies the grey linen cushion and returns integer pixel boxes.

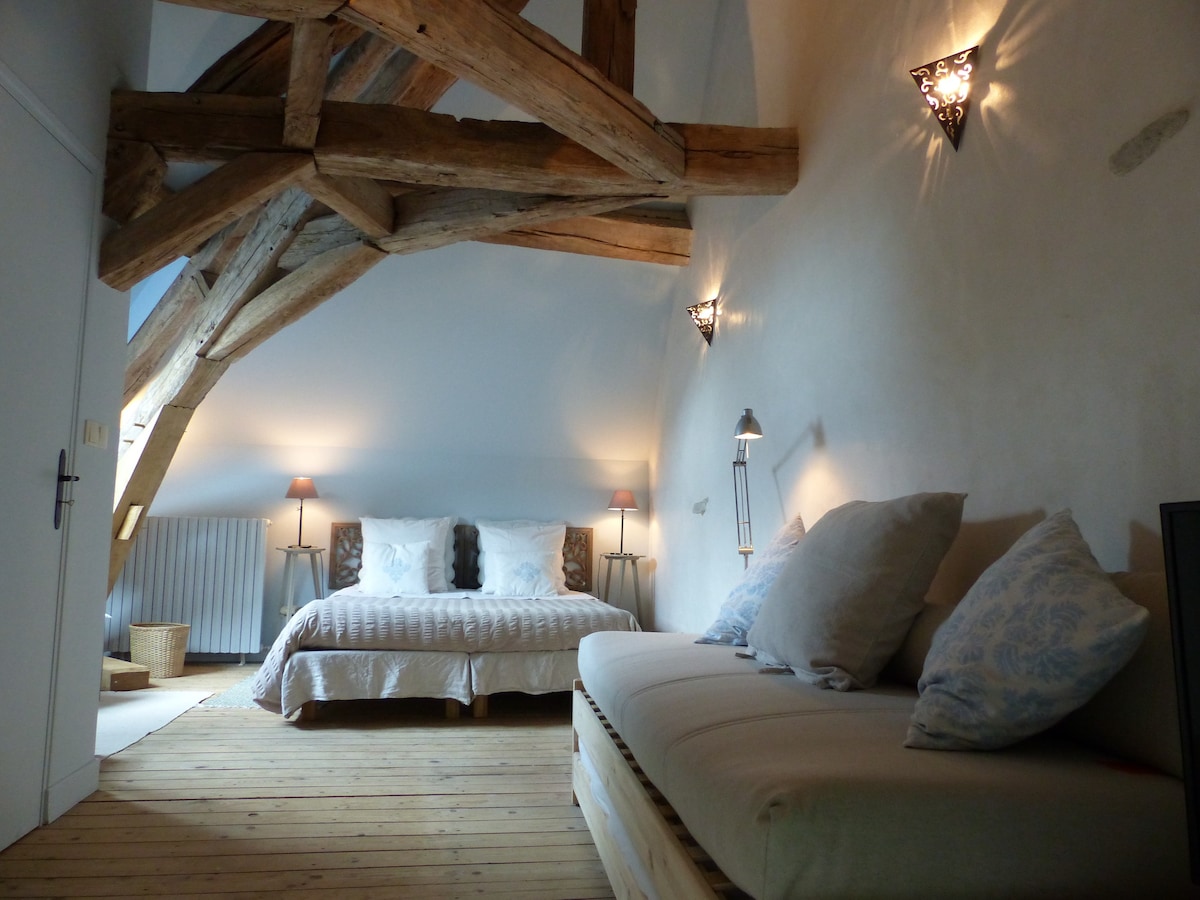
[906,510,1150,751]
[747,492,966,690]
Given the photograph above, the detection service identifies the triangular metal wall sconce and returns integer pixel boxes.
[910,45,979,150]
[687,299,716,344]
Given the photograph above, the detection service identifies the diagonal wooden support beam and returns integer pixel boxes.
[302,172,394,237]
[160,0,345,20]
[482,206,692,266]
[99,152,315,291]
[340,0,684,182]
[583,0,637,93]
[103,140,171,224]
[377,188,652,256]
[284,17,335,148]
[206,241,387,362]
[189,18,361,96]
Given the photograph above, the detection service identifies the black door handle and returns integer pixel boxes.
[55,448,79,530]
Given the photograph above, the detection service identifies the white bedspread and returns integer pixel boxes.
[252,588,638,714]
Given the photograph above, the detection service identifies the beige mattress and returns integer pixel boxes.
[254,589,637,715]
[578,631,1195,900]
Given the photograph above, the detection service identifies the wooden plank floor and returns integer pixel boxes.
[0,666,614,899]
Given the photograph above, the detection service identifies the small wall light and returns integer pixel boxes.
[285,476,319,548]
[687,298,717,344]
[910,45,979,150]
[607,490,638,555]
[732,408,763,566]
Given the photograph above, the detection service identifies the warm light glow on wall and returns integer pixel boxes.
[910,45,979,150]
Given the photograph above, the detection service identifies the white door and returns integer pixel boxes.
[0,83,94,848]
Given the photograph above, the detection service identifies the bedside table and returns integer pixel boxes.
[601,553,643,622]
[278,546,325,618]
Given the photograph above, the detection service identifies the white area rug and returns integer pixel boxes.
[96,690,212,758]
[201,674,259,709]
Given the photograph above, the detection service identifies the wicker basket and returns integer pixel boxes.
[129,622,190,678]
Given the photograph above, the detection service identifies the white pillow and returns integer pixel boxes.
[357,540,437,596]
[476,519,566,594]
[484,550,565,596]
[360,516,455,591]
[906,510,1150,751]
[695,514,807,645]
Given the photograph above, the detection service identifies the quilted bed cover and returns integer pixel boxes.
[253,588,638,714]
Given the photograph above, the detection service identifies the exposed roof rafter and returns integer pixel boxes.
[107,0,801,589]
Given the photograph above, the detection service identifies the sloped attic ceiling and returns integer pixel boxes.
[104,0,800,589]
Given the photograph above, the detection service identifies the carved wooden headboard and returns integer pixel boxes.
[329,522,594,594]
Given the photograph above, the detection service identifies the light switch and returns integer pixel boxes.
[84,419,108,449]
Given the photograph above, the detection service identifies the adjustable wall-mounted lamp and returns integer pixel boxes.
[687,298,717,344]
[910,45,979,150]
[732,408,763,567]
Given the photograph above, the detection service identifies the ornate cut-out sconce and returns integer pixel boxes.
[732,408,763,567]
[687,298,717,344]
[910,45,979,150]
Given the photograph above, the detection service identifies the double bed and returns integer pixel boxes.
[251,518,639,718]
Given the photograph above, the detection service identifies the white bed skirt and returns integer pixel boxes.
[279,648,582,717]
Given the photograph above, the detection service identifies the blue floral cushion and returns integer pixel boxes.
[695,515,806,644]
[906,510,1149,751]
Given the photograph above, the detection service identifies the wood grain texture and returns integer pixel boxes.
[341,0,684,181]
[303,171,395,237]
[99,153,314,291]
[102,140,170,223]
[0,693,613,898]
[482,206,692,266]
[582,0,637,93]
[159,0,345,20]
[378,189,649,256]
[283,17,334,148]
[207,241,387,361]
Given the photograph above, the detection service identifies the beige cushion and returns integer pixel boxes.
[747,492,965,690]
[1057,571,1182,777]
[884,601,957,686]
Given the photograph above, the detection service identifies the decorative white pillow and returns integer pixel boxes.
[695,514,806,645]
[747,492,966,690]
[484,550,565,596]
[357,540,437,596]
[360,516,456,591]
[476,519,566,594]
[906,510,1150,751]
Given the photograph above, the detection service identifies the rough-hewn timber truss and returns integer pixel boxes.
[104,0,800,588]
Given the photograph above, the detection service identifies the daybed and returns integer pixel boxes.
[572,497,1198,899]
[253,519,638,718]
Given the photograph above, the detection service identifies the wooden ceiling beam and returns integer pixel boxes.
[302,172,394,237]
[158,0,345,21]
[207,241,386,362]
[339,0,684,182]
[283,17,334,147]
[377,189,651,256]
[481,206,692,266]
[99,152,314,291]
[189,18,360,96]
[122,186,315,411]
[108,92,799,198]
[103,140,171,224]
[582,0,637,93]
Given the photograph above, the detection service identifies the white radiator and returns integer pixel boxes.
[106,516,268,655]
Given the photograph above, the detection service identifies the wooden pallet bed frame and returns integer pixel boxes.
[572,685,750,900]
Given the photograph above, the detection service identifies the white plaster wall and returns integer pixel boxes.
[651,0,1200,631]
